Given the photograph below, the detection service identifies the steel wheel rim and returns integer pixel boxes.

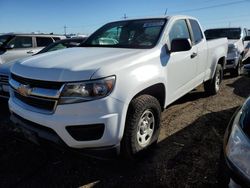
[215,70,221,91]
[137,109,155,148]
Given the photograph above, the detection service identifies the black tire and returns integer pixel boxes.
[230,56,242,77]
[204,64,223,96]
[121,95,161,160]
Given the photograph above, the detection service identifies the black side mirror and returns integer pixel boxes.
[171,38,192,53]
[244,36,250,41]
[243,65,250,77]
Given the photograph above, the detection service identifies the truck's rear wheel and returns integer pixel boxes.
[121,95,161,160]
[204,64,222,95]
[230,56,242,77]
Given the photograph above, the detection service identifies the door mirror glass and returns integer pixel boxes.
[171,38,192,53]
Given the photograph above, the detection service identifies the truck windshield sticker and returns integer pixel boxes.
[143,21,165,28]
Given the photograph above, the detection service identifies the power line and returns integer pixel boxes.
[169,0,250,13]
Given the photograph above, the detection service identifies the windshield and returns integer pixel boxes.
[204,28,241,40]
[0,35,14,47]
[81,19,167,49]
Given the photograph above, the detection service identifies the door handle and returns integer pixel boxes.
[27,50,34,54]
[190,52,197,59]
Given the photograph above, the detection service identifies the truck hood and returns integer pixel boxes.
[11,47,146,82]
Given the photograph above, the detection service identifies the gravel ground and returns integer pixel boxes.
[0,73,250,188]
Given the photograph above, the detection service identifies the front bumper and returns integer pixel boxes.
[9,96,128,150]
[10,113,120,158]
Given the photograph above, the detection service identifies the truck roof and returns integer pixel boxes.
[109,15,198,22]
[205,27,242,30]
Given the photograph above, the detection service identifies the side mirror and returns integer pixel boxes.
[171,38,192,53]
[244,36,250,41]
[243,65,250,77]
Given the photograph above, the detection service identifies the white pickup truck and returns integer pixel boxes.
[8,15,228,159]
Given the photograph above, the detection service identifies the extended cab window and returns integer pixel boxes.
[169,19,191,44]
[36,37,53,47]
[189,19,203,44]
[7,36,32,48]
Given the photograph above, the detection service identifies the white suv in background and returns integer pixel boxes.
[0,33,65,64]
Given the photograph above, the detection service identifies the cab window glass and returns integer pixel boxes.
[8,36,32,48]
[36,37,53,47]
[169,19,191,44]
[189,19,203,44]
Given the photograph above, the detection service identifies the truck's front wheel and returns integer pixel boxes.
[121,95,161,160]
[204,64,222,95]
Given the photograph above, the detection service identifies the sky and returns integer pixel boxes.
[0,0,250,35]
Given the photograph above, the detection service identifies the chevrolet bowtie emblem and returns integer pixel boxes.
[17,84,32,97]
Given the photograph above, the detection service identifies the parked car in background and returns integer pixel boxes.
[205,28,250,76]
[243,40,250,62]
[0,37,86,99]
[219,65,250,187]
[9,16,228,159]
[36,37,87,54]
[0,33,65,64]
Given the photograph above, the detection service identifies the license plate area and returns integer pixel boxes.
[20,126,40,145]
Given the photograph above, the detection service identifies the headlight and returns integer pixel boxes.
[59,76,115,104]
[226,102,250,179]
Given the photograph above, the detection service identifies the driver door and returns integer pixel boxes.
[166,19,198,103]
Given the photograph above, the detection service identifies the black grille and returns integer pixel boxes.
[227,60,235,65]
[0,90,9,97]
[0,75,9,84]
[11,74,63,90]
[14,92,56,111]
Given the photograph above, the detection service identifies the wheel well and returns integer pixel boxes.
[218,57,226,69]
[133,83,166,111]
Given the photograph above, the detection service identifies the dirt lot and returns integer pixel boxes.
[0,73,250,188]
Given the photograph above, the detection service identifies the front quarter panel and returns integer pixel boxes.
[91,48,167,106]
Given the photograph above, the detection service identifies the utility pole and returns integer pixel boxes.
[64,25,67,35]
[228,22,231,27]
[123,14,128,19]
[164,8,168,15]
